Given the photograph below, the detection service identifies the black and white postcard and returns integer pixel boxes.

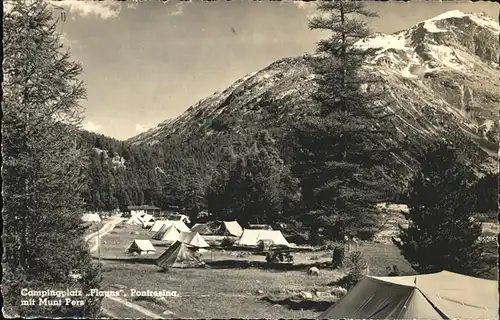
[2,0,499,318]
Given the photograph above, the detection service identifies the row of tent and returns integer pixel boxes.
[319,270,499,319]
[127,228,210,255]
[127,216,292,248]
[126,238,206,269]
[150,220,190,232]
[152,225,210,248]
[156,220,291,247]
[125,214,156,228]
[189,221,292,247]
[191,221,244,237]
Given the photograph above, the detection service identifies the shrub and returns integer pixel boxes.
[332,251,368,290]
[386,264,401,276]
[221,237,235,247]
[322,240,339,251]
[331,246,345,269]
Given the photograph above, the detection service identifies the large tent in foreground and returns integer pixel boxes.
[236,229,290,247]
[319,270,499,319]
[156,241,205,269]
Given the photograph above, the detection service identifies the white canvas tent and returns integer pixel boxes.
[170,220,190,232]
[218,221,243,237]
[150,220,168,232]
[178,231,210,248]
[156,241,205,269]
[150,220,190,233]
[236,229,290,247]
[81,213,101,223]
[142,220,155,229]
[127,239,156,255]
[167,214,191,224]
[190,222,219,235]
[126,215,143,226]
[152,224,180,242]
[319,271,499,319]
[140,214,154,223]
[140,214,155,228]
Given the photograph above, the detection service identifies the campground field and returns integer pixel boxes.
[93,220,416,318]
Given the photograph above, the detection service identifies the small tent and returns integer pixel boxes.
[237,229,290,247]
[218,221,243,237]
[169,220,191,232]
[140,214,155,228]
[190,222,218,235]
[127,240,156,255]
[152,224,180,242]
[150,220,168,232]
[178,231,210,248]
[142,220,155,229]
[140,214,154,223]
[126,215,143,226]
[166,214,191,224]
[319,271,499,319]
[81,213,101,223]
[156,241,205,269]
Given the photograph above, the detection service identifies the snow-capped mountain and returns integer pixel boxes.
[129,11,499,173]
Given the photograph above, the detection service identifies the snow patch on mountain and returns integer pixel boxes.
[424,10,499,34]
[426,44,465,71]
[356,33,408,51]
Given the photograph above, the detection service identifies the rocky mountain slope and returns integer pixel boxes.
[130,11,499,174]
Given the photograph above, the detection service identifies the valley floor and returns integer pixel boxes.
[90,221,416,319]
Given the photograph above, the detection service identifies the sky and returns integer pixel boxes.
[36,1,500,139]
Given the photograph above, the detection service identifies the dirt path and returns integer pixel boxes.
[105,296,166,319]
[100,307,120,319]
[85,216,174,319]
[85,216,123,253]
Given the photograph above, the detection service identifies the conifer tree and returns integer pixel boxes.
[2,1,102,316]
[289,0,399,242]
[394,142,495,277]
[211,131,299,226]
[473,172,498,214]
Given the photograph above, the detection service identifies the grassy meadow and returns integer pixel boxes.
[94,222,416,318]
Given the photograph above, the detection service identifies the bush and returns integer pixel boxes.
[332,251,368,290]
[257,240,273,252]
[331,246,345,269]
[386,264,401,276]
[322,240,339,251]
[221,237,236,247]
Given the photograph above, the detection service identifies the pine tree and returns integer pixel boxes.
[2,1,102,316]
[473,172,498,214]
[394,142,495,277]
[213,130,299,226]
[289,0,399,242]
